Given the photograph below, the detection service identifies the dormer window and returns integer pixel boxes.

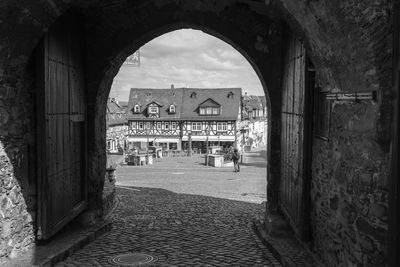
[190,92,197,98]
[147,101,162,118]
[227,92,234,98]
[169,105,176,113]
[199,107,220,115]
[198,98,221,116]
[148,106,158,114]
[133,105,141,113]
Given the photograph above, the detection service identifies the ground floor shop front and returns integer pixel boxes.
[127,135,236,154]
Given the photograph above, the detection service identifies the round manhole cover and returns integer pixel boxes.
[109,253,158,266]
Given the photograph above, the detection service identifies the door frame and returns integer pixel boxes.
[389,0,400,265]
[302,57,315,242]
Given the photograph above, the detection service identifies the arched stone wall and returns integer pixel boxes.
[0,0,394,265]
[81,3,284,215]
[0,0,391,96]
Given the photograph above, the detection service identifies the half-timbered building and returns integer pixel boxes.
[237,94,268,150]
[241,93,267,120]
[106,98,128,153]
[126,87,241,153]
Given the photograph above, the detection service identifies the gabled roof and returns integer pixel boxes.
[107,99,127,126]
[118,101,129,107]
[180,88,241,121]
[242,95,264,110]
[147,101,163,107]
[198,98,221,108]
[127,88,184,120]
[107,99,124,114]
[126,87,242,121]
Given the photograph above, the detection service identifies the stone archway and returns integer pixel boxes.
[0,0,394,266]
[89,20,279,216]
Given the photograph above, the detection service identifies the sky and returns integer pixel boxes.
[110,29,264,102]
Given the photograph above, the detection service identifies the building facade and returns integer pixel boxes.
[106,98,128,153]
[238,94,268,150]
[126,88,241,153]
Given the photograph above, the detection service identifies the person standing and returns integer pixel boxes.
[232,148,240,172]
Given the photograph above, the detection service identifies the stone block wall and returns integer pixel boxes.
[311,101,389,266]
[0,80,36,259]
[0,143,35,259]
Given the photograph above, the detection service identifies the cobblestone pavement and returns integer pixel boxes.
[56,187,281,266]
[57,150,279,266]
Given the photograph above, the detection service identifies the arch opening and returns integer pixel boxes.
[105,28,271,206]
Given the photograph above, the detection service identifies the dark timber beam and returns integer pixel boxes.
[389,0,400,266]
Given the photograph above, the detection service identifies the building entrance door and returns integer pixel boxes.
[36,13,87,240]
[280,35,313,240]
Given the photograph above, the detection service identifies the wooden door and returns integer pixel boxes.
[36,14,87,240]
[280,35,311,239]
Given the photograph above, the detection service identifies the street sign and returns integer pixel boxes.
[123,50,140,66]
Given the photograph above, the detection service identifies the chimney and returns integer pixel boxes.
[171,84,174,89]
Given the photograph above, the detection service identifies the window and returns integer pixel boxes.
[217,122,227,132]
[200,107,220,115]
[169,143,178,150]
[171,122,176,130]
[148,106,158,114]
[190,92,197,98]
[138,122,144,130]
[133,105,140,113]
[157,122,162,130]
[169,105,176,113]
[131,122,136,129]
[192,122,202,131]
[164,122,170,130]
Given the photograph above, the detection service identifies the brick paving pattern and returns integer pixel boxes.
[56,187,281,266]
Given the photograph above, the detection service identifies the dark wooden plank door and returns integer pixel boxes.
[280,35,309,239]
[36,14,87,240]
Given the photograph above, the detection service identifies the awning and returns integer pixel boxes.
[127,137,179,143]
[182,136,235,142]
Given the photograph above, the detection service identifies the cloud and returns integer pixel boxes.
[111,29,265,101]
